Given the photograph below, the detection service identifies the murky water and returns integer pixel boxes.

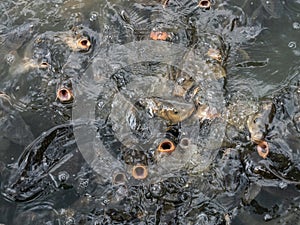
[0,0,299,224]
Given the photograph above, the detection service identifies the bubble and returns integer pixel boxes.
[89,11,98,21]
[288,41,297,49]
[5,53,16,65]
[264,213,272,221]
[78,178,89,189]
[278,181,287,189]
[150,183,165,198]
[58,171,69,182]
[102,198,110,205]
[292,22,300,30]
[65,217,75,225]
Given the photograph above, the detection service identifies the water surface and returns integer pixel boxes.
[0,0,299,224]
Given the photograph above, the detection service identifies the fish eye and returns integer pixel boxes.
[136,99,145,107]
[173,109,178,114]
[177,77,186,85]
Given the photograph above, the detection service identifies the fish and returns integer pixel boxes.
[260,0,284,18]
[0,21,37,65]
[242,0,284,21]
[0,92,34,147]
[247,102,275,144]
[3,124,77,202]
[138,97,195,125]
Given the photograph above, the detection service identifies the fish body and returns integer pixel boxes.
[139,97,195,124]
[0,21,37,65]
[0,92,34,147]
[247,102,275,144]
[3,124,77,202]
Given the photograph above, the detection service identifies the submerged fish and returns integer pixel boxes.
[138,97,195,124]
[0,92,34,147]
[260,0,284,18]
[227,98,275,139]
[0,21,37,65]
[242,0,284,20]
[2,124,77,202]
[247,101,275,144]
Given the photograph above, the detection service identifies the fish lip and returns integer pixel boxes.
[132,164,148,180]
[157,139,176,153]
[73,40,227,179]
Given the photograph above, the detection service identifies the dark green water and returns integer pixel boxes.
[0,0,299,224]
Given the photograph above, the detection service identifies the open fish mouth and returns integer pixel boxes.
[72,39,227,182]
[1,0,300,224]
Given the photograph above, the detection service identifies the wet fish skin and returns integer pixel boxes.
[60,25,94,52]
[8,24,98,76]
[247,102,275,144]
[3,124,77,202]
[138,97,195,125]
[9,30,70,76]
[173,76,200,102]
[109,92,152,147]
[242,0,284,21]
[260,0,284,18]
[0,21,38,64]
[61,25,101,80]
[0,92,34,147]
